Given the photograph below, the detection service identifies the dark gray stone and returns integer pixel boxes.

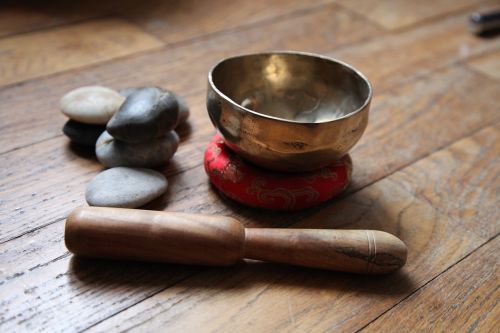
[107,87,179,143]
[85,167,168,208]
[62,120,105,146]
[96,130,179,168]
[119,87,141,98]
[120,87,190,127]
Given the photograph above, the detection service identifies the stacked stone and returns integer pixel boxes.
[60,85,190,208]
[61,86,124,146]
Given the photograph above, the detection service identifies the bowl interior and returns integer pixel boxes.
[211,53,371,123]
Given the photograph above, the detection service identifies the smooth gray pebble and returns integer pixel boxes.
[96,130,179,168]
[85,167,168,208]
[107,87,179,143]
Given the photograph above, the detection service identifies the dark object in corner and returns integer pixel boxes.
[469,10,500,36]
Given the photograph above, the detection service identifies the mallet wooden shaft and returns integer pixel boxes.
[65,207,407,274]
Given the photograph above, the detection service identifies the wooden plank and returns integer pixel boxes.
[335,0,488,30]
[0,0,332,41]
[0,18,163,87]
[3,107,497,283]
[85,179,485,333]
[82,127,500,332]
[0,253,197,332]
[0,126,214,245]
[117,0,334,44]
[1,65,499,243]
[392,125,500,239]
[467,49,500,81]
[2,11,498,156]
[332,13,500,93]
[0,2,382,155]
[363,236,499,332]
[0,161,486,332]
[346,66,500,188]
[0,222,68,283]
[0,0,113,38]
[0,2,496,332]
[1,84,498,333]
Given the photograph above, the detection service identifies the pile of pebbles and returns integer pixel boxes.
[61,85,189,208]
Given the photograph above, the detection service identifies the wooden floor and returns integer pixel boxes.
[0,0,499,332]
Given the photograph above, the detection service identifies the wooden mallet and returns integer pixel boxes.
[65,207,407,274]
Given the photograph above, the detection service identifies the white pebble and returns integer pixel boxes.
[60,86,125,125]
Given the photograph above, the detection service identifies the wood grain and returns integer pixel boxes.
[0,2,381,155]
[0,0,330,41]
[1,122,496,331]
[84,123,500,331]
[1,65,498,243]
[467,49,500,80]
[0,18,163,87]
[349,66,500,188]
[2,11,498,156]
[332,13,500,92]
[335,0,488,30]
[0,6,500,156]
[5,124,496,284]
[362,236,499,332]
[392,125,500,239]
[118,0,334,44]
[0,252,196,332]
[86,178,485,333]
[0,1,498,331]
[0,0,114,38]
[0,222,68,282]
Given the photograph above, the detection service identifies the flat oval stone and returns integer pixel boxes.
[107,87,179,143]
[62,120,105,146]
[60,86,125,125]
[96,130,179,168]
[86,167,167,208]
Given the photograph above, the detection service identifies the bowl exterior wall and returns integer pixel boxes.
[207,84,369,172]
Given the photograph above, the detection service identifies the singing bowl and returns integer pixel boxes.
[206,52,372,172]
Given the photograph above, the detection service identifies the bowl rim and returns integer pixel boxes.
[208,51,373,124]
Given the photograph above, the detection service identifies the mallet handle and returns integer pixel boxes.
[65,207,407,274]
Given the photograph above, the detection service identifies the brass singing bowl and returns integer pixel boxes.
[206,52,372,172]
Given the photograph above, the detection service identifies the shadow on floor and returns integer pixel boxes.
[69,255,416,297]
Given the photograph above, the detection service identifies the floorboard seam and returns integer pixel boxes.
[0,57,485,158]
[278,119,500,229]
[1,117,497,247]
[0,217,66,245]
[335,1,481,34]
[0,1,337,93]
[462,46,500,63]
[0,14,111,39]
[0,133,62,156]
[354,233,499,332]
[0,3,498,331]
[463,62,500,83]
[0,43,166,92]
[119,0,340,50]
[78,271,201,333]
[75,122,499,331]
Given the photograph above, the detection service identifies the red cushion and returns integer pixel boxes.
[204,134,352,211]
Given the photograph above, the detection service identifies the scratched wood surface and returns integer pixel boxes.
[0,1,498,332]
